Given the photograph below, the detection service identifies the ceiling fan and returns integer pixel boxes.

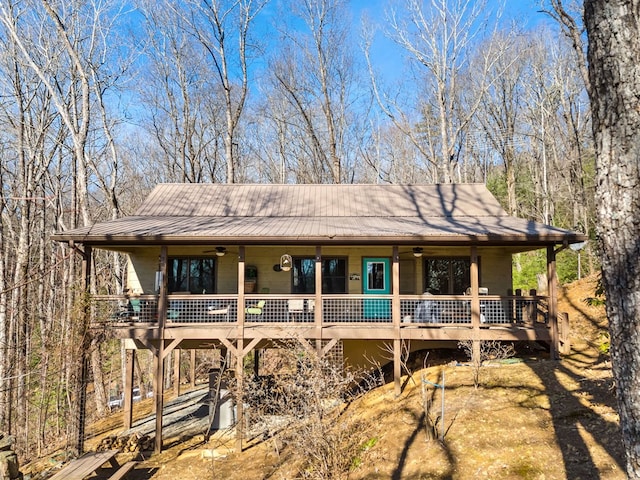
[202,246,235,257]
[398,247,424,257]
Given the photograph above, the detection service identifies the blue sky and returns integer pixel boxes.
[340,0,556,85]
[349,0,552,28]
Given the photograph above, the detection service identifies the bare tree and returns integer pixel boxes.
[540,0,595,268]
[540,0,591,96]
[0,14,63,447]
[239,341,379,480]
[266,0,367,184]
[137,2,227,183]
[584,1,640,477]
[0,1,137,453]
[367,0,508,183]
[359,117,430,184]
[166,0,267,184]
[458,340,515,389]
[472,30,527,215]
[0,0,93,227]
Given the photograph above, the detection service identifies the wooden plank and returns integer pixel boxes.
[49,450,119,480]
[124,349,134,430]
[109,461,137,480]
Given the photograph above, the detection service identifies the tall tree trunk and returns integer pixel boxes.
[585,1,640,477]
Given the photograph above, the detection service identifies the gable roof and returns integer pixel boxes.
[134,183,507,217]
[51,183,586,247]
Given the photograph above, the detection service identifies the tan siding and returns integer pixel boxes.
[478,248,514,295]
[124,245,516,297]
[128,248,163,294]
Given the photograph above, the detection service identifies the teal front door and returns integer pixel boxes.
[363,257,391,319]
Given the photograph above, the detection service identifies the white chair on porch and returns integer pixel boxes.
[287,299,305,322]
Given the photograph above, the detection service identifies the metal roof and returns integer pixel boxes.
[51,183,586,247]
[134,183,508,217]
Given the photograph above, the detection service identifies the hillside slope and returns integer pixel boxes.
[28,274,625,480]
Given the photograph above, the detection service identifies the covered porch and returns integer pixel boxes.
[88,242,567,454]
[52,184,584,454]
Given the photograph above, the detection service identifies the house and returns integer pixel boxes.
[51,183,587,453]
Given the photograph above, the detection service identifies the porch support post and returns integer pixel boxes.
[547,246,559,359]
[123,349,135,430]
[236,246,245,452]
[235,338,244,453]
[173,349,181,397]
[238,246,246,328]
[190,350,196,389]
[253,349,259,377]
[392,246,401,396]
[315,246,323,352]
[76,244,91,454]
[154,246,169,453]
[470,246,481,364]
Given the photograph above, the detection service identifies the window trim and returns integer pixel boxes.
[423,256,480,295]
[291,256,348,294]
[167,256,217,294]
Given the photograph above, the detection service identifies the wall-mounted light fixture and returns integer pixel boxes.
[215,247,226,257]
[413,247,423,258]
[280,254,293,272]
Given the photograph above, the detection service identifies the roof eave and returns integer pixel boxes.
[50,232,588,247]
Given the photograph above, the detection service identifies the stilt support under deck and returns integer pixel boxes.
[393,339,401,396]
[174,349,181,397]
[124,349,135,430]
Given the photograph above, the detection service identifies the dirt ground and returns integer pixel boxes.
[26,274,625,480]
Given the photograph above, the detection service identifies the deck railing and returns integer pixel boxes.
[93,293,549,327]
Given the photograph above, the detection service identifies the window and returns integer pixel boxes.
[424,257,478,295]
[323,258,348,293]
[367,261,386,291]
[292,257,347,294]
[168,257,216,293]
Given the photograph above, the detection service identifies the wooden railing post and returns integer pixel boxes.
[525,289,537,324]
[238,246,246,329]
[315,246,322,352]
[515,289,523,324]
[470,247,481,364]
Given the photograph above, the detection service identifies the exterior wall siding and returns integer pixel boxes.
[125,245,514,296]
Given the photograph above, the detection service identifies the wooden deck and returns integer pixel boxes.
[95,292,557,346]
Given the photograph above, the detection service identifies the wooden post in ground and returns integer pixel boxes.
[174,349,181,397]
[76,244,92,455]
[547,246,559,359]
[190,350,196,389]
[236,246,246,453]
[392,246,401,396]
[124,349,135,429]
[154,246,168,453]
[235,339,244,453]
